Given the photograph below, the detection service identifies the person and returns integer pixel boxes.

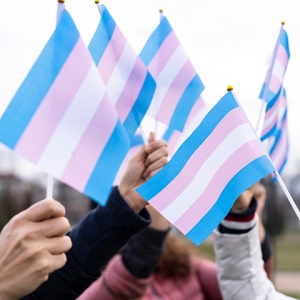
[0,133,168,300]
[213,183,296,300]
[77,204,222,300]
[77,185,274,300]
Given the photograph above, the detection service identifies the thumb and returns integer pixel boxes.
[147,132,155,144]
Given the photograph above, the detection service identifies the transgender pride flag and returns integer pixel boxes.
[140,15,205,132]
[0,10,130,206]
[163,97,207,157]
[137,91,275,245]
[88,4,156,138]
[259,24,290,105]
[269,89,289,179]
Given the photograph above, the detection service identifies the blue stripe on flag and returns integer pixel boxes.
[261,123,277,141]
[279,29,290,58]
[186,156,275,245]
[168,75,205,131]
[130,134,144,147]
[88,4,116,66]
[162,127,174,142]
[122,71,156,138]
[84,120,130,206]
[136,92,239,200]
[0,10,79,149]
[139,16,173,66]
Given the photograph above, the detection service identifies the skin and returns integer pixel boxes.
[0,199,72,300]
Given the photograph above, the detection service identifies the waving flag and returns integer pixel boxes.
[0,10,129,205]
[269,89,289,179]
[88,4,156,138]
[140,15,205,132]
[163,97,207,157]
[137,91,275,245]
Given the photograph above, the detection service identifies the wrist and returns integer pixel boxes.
[118,186,146,214]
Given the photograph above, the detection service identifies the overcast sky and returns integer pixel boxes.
[0,0,300,180]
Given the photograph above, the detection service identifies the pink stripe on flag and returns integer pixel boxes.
[186,98,206,126]
[115,57,147,122]
[268,75,281,94]
[149,107,247,211]
[61,92,118,190]
[261,101,280,136]
[174,140,266,234]
[147,31,180,78]
[97,26,126,85]
[276,44,289,67]
[156,60,197,125]
[167,129,181,157]
[15,38,91,164]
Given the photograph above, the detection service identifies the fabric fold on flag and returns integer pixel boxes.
[136,91,275,245]
[140,15,205,132]
[0,9,130,206]
[88,4,156,138]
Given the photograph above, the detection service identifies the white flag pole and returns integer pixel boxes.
[46,0,65,199]
[274,171,300,221]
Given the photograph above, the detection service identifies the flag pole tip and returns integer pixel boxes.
[58,0,65,3]
[95,0,100,3]
[227,86,234,91]
[281,21,285,25]
[159,8,163,13]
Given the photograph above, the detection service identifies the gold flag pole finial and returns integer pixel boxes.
[281,21,285,25]
[227,86,234,92]
[159,8,163,13]
[58,0,65,3]
[95,0,100,3]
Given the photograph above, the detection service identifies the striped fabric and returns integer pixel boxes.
[269,89,289,179]
[259,25,290,104]
[0,10,130,205]
[163,97,207,157]
[88,4,156,138]
[137,91,275,245]
[140,15,205,132]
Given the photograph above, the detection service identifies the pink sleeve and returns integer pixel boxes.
[193,258,222,300]
[77,255,151,300]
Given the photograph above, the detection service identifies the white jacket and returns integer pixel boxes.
[213,215,296,300]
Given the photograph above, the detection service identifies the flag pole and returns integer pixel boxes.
[154,9,164,139]
[274,171,300,221]
[46,0,65,199]
[94,0,103,15]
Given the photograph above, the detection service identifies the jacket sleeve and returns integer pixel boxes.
[77,226,169,299]
[213,214,296,300]
[22,186,151,300]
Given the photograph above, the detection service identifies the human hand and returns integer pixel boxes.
[254,183,266,217]
[0,199,72,300]
[118,132,168,213]
[231,183,258,213]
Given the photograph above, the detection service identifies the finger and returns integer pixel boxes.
[145,146,168,168]
[48,253,68,273]
[130,144,147,163]
[38,217,70,238]
[47,236,72,255]
[23,199,66,222]
[145,139,168,155]
[143,156,169,180]
[147,131,155,144]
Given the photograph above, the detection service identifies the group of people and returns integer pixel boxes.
[0,133,296,299]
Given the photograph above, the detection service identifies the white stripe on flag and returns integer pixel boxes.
[263,104,280,128]
[161,123,258,223]
[106,41,137,105]
[38,66,106,178]
[272,59,286,83]
[147,45,188,118]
